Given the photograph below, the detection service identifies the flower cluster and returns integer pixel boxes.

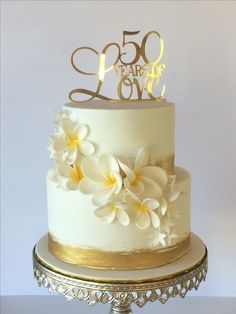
[48,112,95,165]
[48,111,95,190]
[48,112,181,246]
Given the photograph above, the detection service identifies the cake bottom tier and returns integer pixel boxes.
[47,166,191,270]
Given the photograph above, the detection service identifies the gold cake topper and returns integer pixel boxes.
[69,31,166,102]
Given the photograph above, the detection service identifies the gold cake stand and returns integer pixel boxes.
[33,233,208,314]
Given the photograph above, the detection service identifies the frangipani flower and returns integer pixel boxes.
[118,148,168,200]
[80,155,122,205]
[95,200,130,226]
[48,118,95,164]
[54,161,84,191]
[125,192,160,230]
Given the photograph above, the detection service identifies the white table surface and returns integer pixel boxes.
[1,296,236,314]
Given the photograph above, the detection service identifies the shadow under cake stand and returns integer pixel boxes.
[33,233,207,314]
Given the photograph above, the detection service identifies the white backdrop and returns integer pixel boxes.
[1,1,236,296]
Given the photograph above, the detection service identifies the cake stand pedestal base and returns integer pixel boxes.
[110,303,133,314]
[33,233,207,313]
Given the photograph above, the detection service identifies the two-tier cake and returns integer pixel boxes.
[47,99,191,269]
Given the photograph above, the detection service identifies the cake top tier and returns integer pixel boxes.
[61,99,175,175]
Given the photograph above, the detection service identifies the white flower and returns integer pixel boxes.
[48,118,95,164]
[80,155,123,205]
[95,200,130,226]
[125,192,160,230]
[52,161,84,191]
[118,147,168,200]
[156,232,167,246]
[47,168,65,189]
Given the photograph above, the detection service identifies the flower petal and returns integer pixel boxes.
[110,172,123,195]
[139,166,168,187]
[95,205,117,224]
[55,163,72,178]
[160,198,168,215]
[95,205,113,218]
[116,203,130,211]
[79,140,95,156]
[92,187,113,205]
[63,147,77,164]
[59,118,75,136]
[99,155,120,175]
[117,208,130,226]
[118,156,133,169]
[134,147,149,171]
[142,198,160,210]
[75,124,88,140]
[159,234,166,246]
[124,177,144,194]
[66,180,79,191]
[50,136,67,152]
[169,191,181,202]
[79,177,97,194]
[101,210,116,224]
[124,191,141,205]
[149,210,160,228]
[141,177,163,199]
[82,157,104,181]
[135,211,151,230]
[47,169,58,183]
[107,190,126,203]
[118,160,136,182]
[49,150,61,162]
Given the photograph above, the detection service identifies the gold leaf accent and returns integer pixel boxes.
[149,154,174,175]
[48,233,190,270]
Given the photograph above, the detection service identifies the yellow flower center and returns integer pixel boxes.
[105,173,117,186]
[70,165,84,183]
[137,204,149,213]
[66,133,80,148]
[109,204,118,212]
[133,173,143,186]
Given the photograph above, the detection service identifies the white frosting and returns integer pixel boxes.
[47,100,190,254]
[63,100,175,168]
[47,166,190,251]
